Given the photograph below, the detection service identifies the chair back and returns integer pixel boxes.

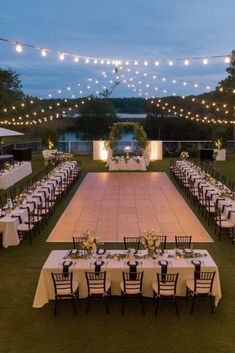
[158,235,167,249]
[157,273,178,296]
[124,236,140,250]
[214,206,222,226]
[205,194,214,212]
[85,271,107,294]
[122,271,143,294]
[25,206,35,230]
[73,236,84,250]
[175,235,192,249]
[51,272,73,295]
[194,271,215,294]
[198,185,205,205]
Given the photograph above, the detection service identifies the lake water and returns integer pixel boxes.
[59,130,136,142]
[58,130,138,153]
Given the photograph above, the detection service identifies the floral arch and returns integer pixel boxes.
[107,122,148,149]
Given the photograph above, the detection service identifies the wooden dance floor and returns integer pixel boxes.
[47,172,212,243]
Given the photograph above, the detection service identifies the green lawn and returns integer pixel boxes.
[1,154,235,353]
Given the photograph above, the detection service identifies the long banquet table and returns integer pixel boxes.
[0,162,32,190]
[176,160,235,226]
[0,161,77,248]
[33,249,222,308]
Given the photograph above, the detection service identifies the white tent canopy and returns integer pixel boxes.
[0,127,24,137]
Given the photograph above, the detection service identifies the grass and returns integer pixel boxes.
[1,154,235,353]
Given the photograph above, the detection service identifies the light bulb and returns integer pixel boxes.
[74,56,79,63]
[184,59,189,65]
[41,49,47,57]
[224,56,230,63]
[203,57,208,65]
[59,53,65,61]
[15,43,22,53]
[169,59,173,66]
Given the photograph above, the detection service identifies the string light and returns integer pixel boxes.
[149,99,235,125]
[59,53,65,61]
[41,48,47,57]
[0,36,231,68]
[15,43,22,53]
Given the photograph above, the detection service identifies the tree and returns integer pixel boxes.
[78,98,117,138]
[0,68,24,110]
[42,128,58,149]
[213,50,235,136]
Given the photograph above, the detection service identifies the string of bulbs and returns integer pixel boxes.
[0,36,232,68]
[149,99,235,125]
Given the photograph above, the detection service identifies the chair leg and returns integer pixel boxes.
[154,297,159,316]
[140,296,145,315]
[121,296,125,316]
[104,296,110,314]
[190,296,195,315]
[29,231,32,246]
[210,296,215,314]
[174,297,179,317]
[72,297,78,315]
[186,288,189,302]
[86,297,90,313]
[54,297,58,316]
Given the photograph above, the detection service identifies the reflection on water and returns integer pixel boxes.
[58,130,139,153]
[59,131,136,141]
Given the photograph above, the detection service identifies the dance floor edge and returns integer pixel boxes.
[47,172,213,243]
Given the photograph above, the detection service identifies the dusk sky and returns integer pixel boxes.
[0,0,234,98]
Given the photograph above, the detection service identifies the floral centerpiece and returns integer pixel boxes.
[203,173,216,185]
[63,152,74,161]
[141,229,160,257]
[81,230,99,255]
[4,162,11,171]
[180,151,189,160]
[14,193,27,206]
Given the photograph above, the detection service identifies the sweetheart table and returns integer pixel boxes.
[107,157,147,171]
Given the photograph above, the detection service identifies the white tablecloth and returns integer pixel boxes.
[0,161,78,248]
[33,249,222,308]
[0,162,32,190]
[175,160,235,226]
[108,157,147,171]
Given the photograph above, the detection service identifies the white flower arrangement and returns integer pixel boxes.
[141,229,160,250]
[63,152,74,161]
[15,193,27,205]
[81,230,99,251]
[4,162,11,171]
[180,151,189,160]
